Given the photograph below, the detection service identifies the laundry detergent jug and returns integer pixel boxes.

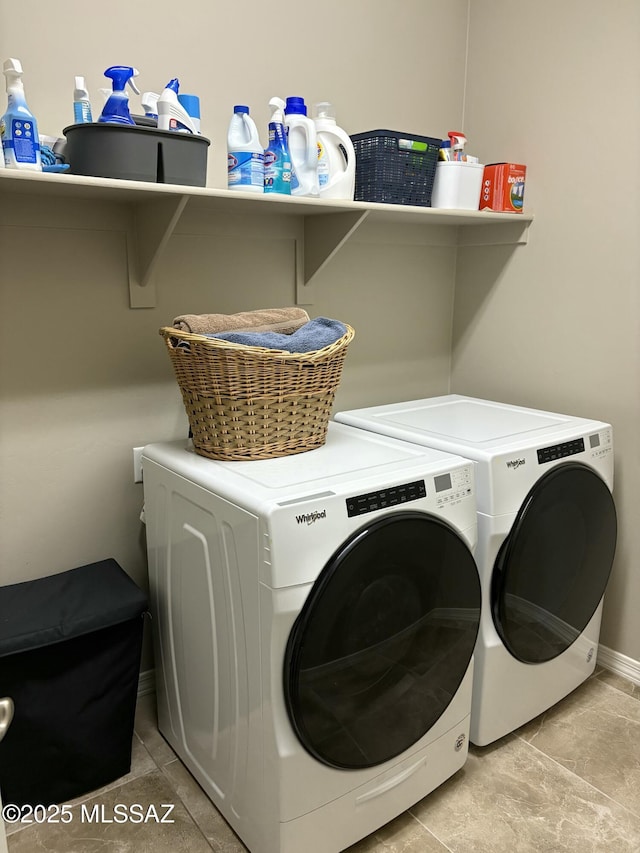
[284,96,318,197]
[313,102,355,200]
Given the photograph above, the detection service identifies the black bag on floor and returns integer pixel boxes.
[0,559,147,806]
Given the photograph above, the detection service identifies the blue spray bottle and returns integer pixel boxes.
[0,58,41,170]
[97,66,140,125]
[264,97,291,195]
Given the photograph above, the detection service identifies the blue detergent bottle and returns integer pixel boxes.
[264,97,291,195]
[98,66,140,125]
[0,57,42,170]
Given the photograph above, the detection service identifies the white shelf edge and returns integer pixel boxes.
[0,169,533,225]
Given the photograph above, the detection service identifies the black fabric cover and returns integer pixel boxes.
[0,559,148,806]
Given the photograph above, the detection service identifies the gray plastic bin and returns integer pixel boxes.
[63,122,210,186]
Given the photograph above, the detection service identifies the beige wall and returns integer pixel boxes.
[0,0,468,670]
[1,0,638,671]
[454,1,640,660]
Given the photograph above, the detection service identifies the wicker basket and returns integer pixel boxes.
[160,324,355,461]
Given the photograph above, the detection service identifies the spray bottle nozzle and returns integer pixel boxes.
[268,96,286,123]
[104,65,140,95]
[3,58,25,89]
[3,58,23,76]
[447,130,467,160]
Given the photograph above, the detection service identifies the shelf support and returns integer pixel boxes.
[296,210,371,305]
[127,195,190,308]
[457,220,530,247]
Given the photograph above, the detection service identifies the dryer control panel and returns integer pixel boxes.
[345,465,474,518]
[537,428,613,465]
[537,438,585,464]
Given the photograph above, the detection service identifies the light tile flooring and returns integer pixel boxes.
[6,668,640,852]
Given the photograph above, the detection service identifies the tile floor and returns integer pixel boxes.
[6,668,640,852]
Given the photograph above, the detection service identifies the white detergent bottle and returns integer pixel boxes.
[157,79,199,134]
[313,102,356,200]
[227,105,264,193]
[285,96,319,197]
[1,58,41,171]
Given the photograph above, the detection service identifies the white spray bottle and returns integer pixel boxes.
[142,92,159,122]
[264,97,291,195]
[73,76,93,123]
[0,58,41,171]
[313,102,356,200]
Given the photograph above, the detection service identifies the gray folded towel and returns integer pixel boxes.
[173,307,310,335]
[210,317,347,353]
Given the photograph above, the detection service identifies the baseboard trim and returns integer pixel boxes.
[137,668,156,698]
[597,645,640,686]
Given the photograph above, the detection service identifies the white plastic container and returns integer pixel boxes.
[227,105,264,193]
[313,102,355,200]
[73,76,93,123]
[157,79,199,134]
[431,161,484,210]
[1,58,41,171]
[285,96,318,197]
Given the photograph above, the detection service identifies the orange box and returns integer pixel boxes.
[479,163,526,213]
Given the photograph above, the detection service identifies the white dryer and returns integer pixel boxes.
[336,396,617,747]
[142,422,481,853]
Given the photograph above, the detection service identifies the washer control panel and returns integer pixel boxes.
[346,480,426,517]
[435,466,473,507]
[588,428,613,459]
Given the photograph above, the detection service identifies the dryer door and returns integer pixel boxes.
[492,462,617,664]
[283,510,481,770]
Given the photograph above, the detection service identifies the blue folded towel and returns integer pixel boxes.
[209,317,347,353]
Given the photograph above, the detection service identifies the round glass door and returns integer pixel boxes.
[283,511,481,770]
[492,463,617,664]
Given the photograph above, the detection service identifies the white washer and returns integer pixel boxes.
[336,396,617,746]
[142,422,481,853]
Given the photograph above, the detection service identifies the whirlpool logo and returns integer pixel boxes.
[506,458,526,470]
[296,510,327,526]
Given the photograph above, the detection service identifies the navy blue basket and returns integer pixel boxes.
[350,129,441,207]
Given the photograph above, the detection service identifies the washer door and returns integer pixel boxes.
[492,462,617,664]
[283,511,481,770]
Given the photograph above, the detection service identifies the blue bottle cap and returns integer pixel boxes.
[285,96,307,116]
[234,105,249,114]
[178,94,200,119]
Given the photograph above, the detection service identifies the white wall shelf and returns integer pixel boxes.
[0,170,533,308]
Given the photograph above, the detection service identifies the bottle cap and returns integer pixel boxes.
[285,96,307,116]
[234,105,249,114]
[313,102,335,120]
